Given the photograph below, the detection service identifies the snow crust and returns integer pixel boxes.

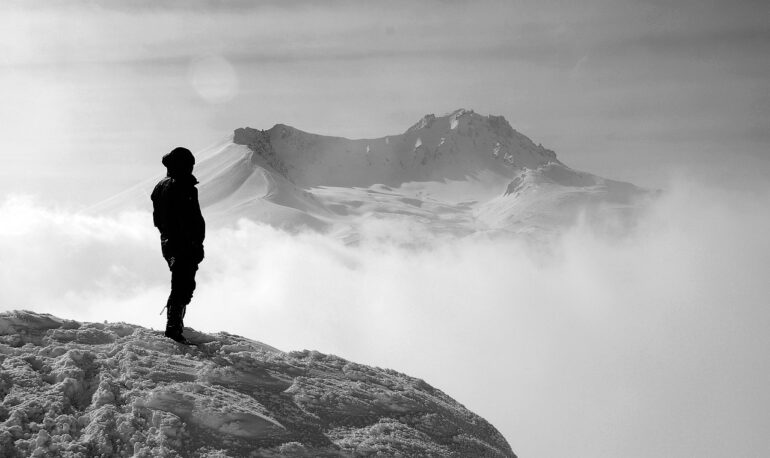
[0,311,515,457]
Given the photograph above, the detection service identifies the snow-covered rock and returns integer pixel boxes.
[0,311,515,457]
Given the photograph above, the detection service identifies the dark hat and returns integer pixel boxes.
[162,147,195,176]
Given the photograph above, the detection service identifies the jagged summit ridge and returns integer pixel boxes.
[230,109,559,189]
[0,310,516,457]
[408,109,510,139]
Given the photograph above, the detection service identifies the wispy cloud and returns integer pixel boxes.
[2,175,769,457]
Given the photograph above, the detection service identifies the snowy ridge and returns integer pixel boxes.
[0,311,515,457]
[475,162,646,232]
[91,109,650,236]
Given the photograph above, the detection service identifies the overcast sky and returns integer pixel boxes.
[1,0,768,204]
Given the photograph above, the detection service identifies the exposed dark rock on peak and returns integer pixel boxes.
[406,113,438,132]
[233,127,290,179]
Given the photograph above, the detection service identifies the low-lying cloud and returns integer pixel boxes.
[1,176,769,457]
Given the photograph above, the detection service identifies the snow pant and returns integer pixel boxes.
[165,259,199,337]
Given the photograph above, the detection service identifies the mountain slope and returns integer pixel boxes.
[231,108,557,189]
[93,109,649,236]
[0,311,515,457]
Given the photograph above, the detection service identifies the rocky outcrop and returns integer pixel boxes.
[234,127,291,179]
[0,311,515,457]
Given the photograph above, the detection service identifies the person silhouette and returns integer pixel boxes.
[151,147,205,344]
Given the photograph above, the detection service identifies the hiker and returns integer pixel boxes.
[151,147,205,344]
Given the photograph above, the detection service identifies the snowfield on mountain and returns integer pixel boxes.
[93,109,651,238]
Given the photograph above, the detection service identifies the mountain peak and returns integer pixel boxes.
[404,108,518,139]
[405,108,476,133]
[405,108,475,131]
[226,109,561,189]
[91,109,646,236]
[406,113,438,132]
[486,114,516,138]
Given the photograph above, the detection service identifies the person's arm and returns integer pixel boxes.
[152,181,184,238]
[151,182,167,234]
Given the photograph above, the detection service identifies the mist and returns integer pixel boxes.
[1,175,769,457]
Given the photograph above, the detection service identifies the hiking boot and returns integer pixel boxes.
[164,330,192,345]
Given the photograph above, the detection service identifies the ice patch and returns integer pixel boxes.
[415,138,422,149]
[449,108,471,129]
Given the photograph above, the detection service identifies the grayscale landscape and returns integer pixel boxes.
[1,1,768,457]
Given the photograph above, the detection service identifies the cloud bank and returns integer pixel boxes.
[1,176,769,457]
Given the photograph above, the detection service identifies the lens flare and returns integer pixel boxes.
[188,54,239,104]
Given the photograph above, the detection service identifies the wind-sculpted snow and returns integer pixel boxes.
[0,311,515,457]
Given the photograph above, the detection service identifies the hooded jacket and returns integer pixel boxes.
[151,148,205,264]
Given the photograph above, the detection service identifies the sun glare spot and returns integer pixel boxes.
[187,55,239,104]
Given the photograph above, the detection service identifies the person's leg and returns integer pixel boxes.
[165,261,198,337]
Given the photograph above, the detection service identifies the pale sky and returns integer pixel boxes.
[1,0,768,204]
